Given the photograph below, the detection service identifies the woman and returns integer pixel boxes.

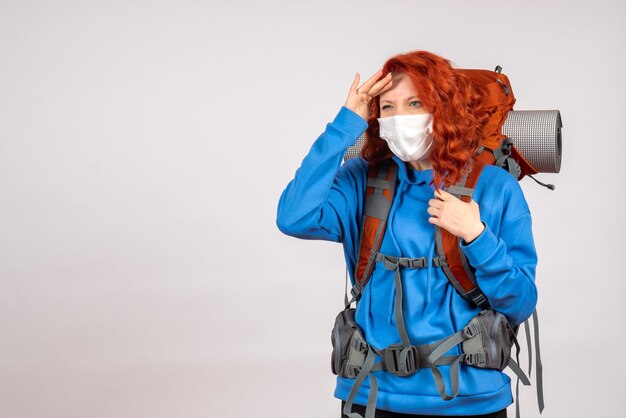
[276,50,538,418]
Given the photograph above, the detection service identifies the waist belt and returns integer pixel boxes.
[337,252,533,418]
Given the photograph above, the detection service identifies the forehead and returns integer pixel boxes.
[380,73,420,101]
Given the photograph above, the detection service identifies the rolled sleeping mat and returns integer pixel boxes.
[502,110,562,173]
[344,110,563,174]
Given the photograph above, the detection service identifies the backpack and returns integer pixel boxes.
[337,66,561,418]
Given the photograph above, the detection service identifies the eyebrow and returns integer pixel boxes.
[380,96,421,104]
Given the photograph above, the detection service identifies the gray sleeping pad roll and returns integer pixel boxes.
[502,110,562,173]
[344,109,562,174]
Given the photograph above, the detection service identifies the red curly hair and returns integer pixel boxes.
[362,50,489,190]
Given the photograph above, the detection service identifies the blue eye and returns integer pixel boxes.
[409,100,421,107]
[381,104,391,110]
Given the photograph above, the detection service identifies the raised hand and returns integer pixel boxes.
[344,70,393,120]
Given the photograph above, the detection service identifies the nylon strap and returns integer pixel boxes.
[533,309,545,413]
[344,268,353,308]
[430,354,464,400]
[524,319,532,377]
[508,358,531,386]
[446,185,474,198]
[342,348,378,418]
[425,324,478,400]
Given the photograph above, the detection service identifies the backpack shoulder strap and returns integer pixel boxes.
[435,158,491,309]
[350,159,397,304]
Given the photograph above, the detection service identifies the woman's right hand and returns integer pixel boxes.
[344,70,393,120]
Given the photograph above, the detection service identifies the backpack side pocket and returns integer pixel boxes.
[331,307,367,378]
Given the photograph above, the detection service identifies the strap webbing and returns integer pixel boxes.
[510,310,544,418]
[342,348,378,418]
[533,309,545,413]
[524,319,533,377]
[344,268,353,308]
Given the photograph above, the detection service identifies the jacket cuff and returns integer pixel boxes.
[331,106,369,144]
[459,221,498,267]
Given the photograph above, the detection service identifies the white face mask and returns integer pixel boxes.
[377,113,434,162]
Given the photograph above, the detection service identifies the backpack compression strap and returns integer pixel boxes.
[351,160,397,302]
[435,158,491,310]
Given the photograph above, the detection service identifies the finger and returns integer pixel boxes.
[357,69,383,93]
[349,72,360,94]
[368,73,393,97]
[374,78,394,96]
[437,189,457,201]
[427,206,440,216]
[428,217,441,226]
[428,198,443,208]
[434,189,446,201]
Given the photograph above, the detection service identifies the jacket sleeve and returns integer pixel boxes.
[276,106,369,243]
[458,181,539,326]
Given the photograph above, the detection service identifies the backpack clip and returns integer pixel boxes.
[463,323,480,338]
[383,343,419,377]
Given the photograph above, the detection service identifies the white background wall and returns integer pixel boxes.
[1,0,624,417]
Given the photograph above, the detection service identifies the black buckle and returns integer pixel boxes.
[383,343,419,377]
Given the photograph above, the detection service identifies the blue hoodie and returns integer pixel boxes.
[276,106,538,415]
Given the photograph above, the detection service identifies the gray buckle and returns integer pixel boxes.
[350,284,362,300]
[463,323,480,338]
[343,365,361,379]
[406,257,427,268]
[383,343,419,377]
[432,256,447,268]
[464,352,486,366]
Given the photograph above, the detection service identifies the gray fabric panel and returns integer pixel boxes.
[363,194,390,219]
[366,178,390,189]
